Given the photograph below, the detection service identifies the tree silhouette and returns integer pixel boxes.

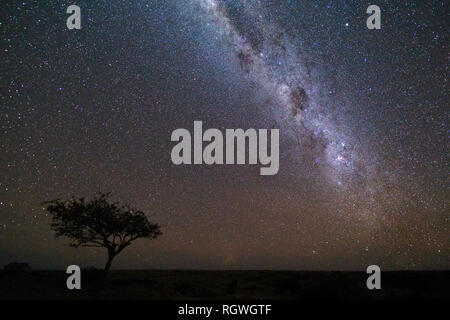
[44,192,162,279]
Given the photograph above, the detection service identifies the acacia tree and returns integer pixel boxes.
[44,192,162,278]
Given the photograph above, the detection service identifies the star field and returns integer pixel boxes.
[0,0,448,270]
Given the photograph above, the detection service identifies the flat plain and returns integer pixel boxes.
[0,270,448,300]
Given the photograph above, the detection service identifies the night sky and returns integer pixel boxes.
[1,0,448,270]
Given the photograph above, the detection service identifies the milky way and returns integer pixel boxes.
[190,1,385,199]
[0,0,448,270]
[194,0,331,142]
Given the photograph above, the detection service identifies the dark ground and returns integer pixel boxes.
[0,270,448,300]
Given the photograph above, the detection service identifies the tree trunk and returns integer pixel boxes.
[103,252,115,281]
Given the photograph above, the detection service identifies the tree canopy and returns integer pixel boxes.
[44,192,161,275]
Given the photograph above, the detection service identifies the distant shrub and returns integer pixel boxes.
[3,262,31,271]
